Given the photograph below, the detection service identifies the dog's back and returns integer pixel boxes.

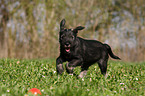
[77,37,108,65]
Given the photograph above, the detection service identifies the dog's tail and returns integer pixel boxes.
[104,44,121,60]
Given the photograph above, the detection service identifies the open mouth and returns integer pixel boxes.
[65,47,70,53]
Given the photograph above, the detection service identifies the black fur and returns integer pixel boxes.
[56,19,120,78]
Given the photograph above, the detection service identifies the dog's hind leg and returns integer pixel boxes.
[98,59,108,78]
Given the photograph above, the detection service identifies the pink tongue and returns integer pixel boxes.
[66,49,70,52]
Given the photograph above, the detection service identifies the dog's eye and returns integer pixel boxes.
[70,36,74,39]
[61,35,64,39]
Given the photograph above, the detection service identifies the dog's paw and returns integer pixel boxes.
[104,73,108,78]
[65,63,74,74]
[78,70,87,78]
[56,64,64,74]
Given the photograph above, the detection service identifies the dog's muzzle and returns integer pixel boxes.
[64,43,71,53]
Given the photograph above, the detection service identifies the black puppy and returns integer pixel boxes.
[56,19,120,78]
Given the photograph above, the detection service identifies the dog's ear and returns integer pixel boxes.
[75,26,85,30]
[60,19,66,30]
[73,26,85,33]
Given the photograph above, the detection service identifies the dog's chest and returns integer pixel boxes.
[62,51,75,61]
[64,53,73,61]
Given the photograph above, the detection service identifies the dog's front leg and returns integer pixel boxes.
[66,63,74,75]
[56,56,65,75]
[66,59,82,74]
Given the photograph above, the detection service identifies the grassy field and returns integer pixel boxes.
[0,59,145,96]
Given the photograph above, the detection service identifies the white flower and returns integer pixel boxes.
[121,88,124,90]
[89,78,92,82]
[41,89,44,92]
[34,92,37,95]
[53,71,56,73]
[82,78,84,81]
[120,83,124,85]
[50,86,53,89]
[17,61,20,64]
[2,94,6,96]
[42,75,45,78]
[136,78,138,80]
[87,89,90,91]
[7,90,10,92]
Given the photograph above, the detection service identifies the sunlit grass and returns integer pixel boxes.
[0,59,145,95]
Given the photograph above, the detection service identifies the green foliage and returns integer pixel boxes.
[0,59,145,95]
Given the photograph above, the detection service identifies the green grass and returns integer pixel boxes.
[0,59,145,96]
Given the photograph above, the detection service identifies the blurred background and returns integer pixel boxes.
[0,0,145,62]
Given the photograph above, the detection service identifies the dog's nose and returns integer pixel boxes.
[65,42,70,46]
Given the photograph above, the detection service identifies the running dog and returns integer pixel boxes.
[56,19,120,78]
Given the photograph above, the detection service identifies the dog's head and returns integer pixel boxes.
[59,19,85,53]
